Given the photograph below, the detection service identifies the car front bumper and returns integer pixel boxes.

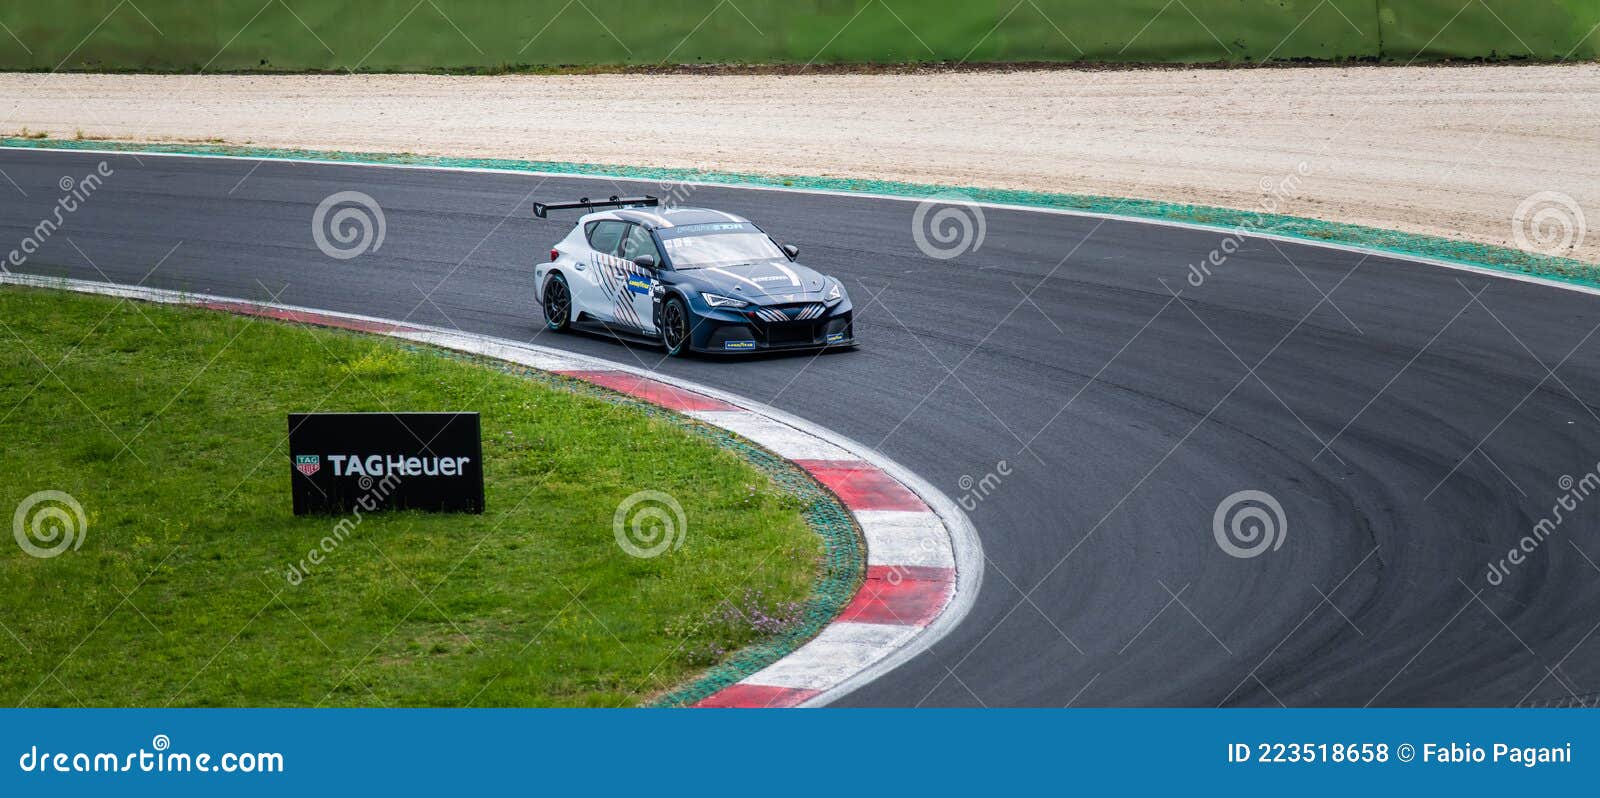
[686,304,856,354]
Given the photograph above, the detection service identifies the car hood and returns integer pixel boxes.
[677,260,830,302]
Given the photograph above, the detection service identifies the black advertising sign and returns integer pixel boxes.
[287,412,484,515]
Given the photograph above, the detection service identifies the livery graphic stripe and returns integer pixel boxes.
[772,261,802,287]
[708,267,766,292]
[594,252,647,330]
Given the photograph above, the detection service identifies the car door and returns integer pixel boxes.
[616,223,662,335]
[578,220,627,323]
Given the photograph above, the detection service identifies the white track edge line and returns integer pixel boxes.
[5,144,1597,302]
[0,271,982,709]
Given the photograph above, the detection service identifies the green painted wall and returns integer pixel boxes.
[0,1,1594,71]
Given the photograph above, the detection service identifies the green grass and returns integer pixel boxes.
[0,287,821,707]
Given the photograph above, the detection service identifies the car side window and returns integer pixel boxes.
[619,223,660,263]
[585,221,626,255]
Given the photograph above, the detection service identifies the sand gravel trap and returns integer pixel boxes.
[2,65,1597,263]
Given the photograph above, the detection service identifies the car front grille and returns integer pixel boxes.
[762,324,818,346]
[743,303,830,346]
[751,303,825,323]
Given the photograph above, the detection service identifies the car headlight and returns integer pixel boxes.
[701,292,749,309]
[824,281,844,305]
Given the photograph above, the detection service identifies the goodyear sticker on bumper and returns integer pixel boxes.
[625,275,652,295]
[724,340,757,351]
[826,332,847,344]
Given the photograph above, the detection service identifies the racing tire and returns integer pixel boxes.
[542,273,572,332]
[661,296,691,357]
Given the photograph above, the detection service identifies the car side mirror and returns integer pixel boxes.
[631,254,658,270]
[781,244,799,260]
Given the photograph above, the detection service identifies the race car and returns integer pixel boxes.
[532,196,856,356]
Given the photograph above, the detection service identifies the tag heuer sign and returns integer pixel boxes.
[287,412,484,515]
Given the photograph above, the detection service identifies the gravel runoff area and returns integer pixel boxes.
[1,64,1596,263]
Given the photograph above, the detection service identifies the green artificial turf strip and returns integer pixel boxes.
[0,287,820,707]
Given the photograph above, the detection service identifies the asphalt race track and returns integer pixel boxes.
[4,148,1599,707]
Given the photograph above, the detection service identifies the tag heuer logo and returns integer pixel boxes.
[295,455,321,476]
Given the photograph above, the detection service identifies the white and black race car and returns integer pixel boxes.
[532,196,855,355]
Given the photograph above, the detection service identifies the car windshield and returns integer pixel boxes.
[659,223,785,270]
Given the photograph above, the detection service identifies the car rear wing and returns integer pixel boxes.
[532,195,659,219]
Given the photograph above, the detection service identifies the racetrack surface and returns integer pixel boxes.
[4,149,1599,707]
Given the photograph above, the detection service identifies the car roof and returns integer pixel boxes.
[584,206,751,230]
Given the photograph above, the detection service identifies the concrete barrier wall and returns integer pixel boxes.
[0,1,1593,71]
